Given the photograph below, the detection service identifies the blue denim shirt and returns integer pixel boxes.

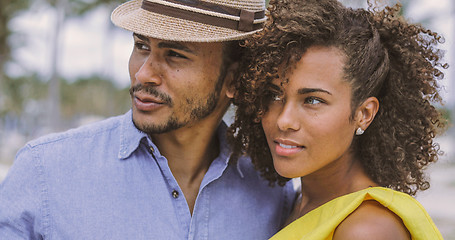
[0,111,295,240]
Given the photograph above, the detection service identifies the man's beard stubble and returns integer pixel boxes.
[129,57,229,135]
[129,82,220,135]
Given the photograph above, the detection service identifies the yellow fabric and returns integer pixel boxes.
[270,187,442,240]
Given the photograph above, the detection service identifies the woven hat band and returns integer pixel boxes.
[141,0,265,32]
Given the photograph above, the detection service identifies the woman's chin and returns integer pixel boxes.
[274,165,302,179]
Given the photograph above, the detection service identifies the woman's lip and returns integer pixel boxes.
[275,138,303,146]
[273,139,305,156]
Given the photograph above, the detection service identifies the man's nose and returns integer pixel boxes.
[135,55,163,86]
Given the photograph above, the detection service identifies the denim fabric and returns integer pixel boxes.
[0,110,295,240]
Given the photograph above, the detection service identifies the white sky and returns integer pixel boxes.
[8,5,132,88]
[7,0,454,104]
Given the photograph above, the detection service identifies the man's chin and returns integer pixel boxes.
[132,114,182,135]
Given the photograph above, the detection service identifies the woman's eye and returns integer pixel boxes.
[273,95,283,101]
[304,97,323,105]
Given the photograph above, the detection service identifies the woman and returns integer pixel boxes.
[227,0,447,239]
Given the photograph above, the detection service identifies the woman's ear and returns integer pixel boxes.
[224,62,239,99]
[355,97,379,131]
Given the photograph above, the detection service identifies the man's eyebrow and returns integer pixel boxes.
[157,42,196,55]
[133,33,149,43]
[133,33,196,55]
[298,88,332,95]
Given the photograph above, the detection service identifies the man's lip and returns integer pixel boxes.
[133,93,166,111]
[134,92,166,104]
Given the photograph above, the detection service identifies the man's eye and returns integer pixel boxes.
[304,97,323,105]
[168,50,188,59]
[135,42,149,51]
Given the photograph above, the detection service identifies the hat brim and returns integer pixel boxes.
[111,0,263,42]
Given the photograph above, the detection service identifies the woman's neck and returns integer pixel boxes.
[294,156,377,221]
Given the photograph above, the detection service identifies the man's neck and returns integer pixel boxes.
[152,125,220,177]
[150,118,223,214]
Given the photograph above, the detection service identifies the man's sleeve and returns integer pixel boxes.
[0,145,46,239]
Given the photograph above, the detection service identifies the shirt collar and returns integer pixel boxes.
[117,110,244,177]
[215,121,245,178]
[118,110,148,159]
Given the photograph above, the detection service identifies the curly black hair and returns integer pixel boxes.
[228,0,448,196]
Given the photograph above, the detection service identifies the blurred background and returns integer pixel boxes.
[0,0,454,238]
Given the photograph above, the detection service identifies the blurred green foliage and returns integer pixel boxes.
[0,74,47,116]
[1,74,130,120]
[0,0,31,68]
[60,76,130,119]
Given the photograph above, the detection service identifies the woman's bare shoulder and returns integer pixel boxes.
[333,200,411,240]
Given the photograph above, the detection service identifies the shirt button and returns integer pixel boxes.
[149,146,154,154]
[172,190,179,199]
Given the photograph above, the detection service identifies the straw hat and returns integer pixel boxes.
[111,0,267,42]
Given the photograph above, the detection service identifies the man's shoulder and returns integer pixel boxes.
[26,114,126,149]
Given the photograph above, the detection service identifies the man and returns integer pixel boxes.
[0,0,295,239]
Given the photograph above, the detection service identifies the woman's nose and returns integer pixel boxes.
[276,103,300,132]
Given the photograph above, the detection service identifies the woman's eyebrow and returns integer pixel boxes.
[297,88,332,95]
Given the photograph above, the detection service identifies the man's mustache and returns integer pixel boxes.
[129,84,173,106]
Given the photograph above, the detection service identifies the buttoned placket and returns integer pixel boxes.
[187,154,231,240]
[148,144,184,203]
[145,136,232,240]
[147,142,192,237]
